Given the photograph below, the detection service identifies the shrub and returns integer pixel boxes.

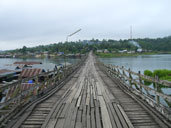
[144,70,153,77]
[153,69,171,78]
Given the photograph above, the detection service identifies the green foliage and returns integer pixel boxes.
[144,69,171,82]
[96,52,157,58]
[135,36,171,52]
[21,46,27,54]
[153,69,171,78]
[144,70,153,85]
[8,36,171,54]
[144,70,153,77]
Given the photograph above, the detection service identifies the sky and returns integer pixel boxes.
[0,0,171,50]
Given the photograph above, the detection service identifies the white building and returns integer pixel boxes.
[137,48,143,52]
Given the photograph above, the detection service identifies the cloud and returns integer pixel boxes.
[0,0,171,50]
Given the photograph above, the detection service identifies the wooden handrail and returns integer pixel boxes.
[0,55,87,112]
[105,64,171,87]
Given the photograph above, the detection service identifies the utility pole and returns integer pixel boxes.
[64,29,82,67]
[66,29,81,42]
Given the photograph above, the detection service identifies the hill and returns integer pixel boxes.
[8,36,171,54]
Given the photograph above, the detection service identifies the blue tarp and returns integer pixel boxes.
[28,80,33,84]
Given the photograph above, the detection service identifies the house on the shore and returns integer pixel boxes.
[119,50,127,53]
[137,48,143,52]
[20,68,45,78]
[96,50,103,53]
[0,69,20,84]
[14,61,42,65]
[104,49,109,53]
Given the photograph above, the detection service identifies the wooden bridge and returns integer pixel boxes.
[0,52,171,128]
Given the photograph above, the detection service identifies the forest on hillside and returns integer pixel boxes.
[9,36,171,54]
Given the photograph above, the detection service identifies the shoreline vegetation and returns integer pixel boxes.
[95,52,171,57]
[144,69,171,82]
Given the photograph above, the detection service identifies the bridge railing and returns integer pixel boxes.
[101,63,171,121]
[0,55,87,123]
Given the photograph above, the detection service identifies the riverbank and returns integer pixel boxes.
[144,69,171,82]
[95,52,171,57]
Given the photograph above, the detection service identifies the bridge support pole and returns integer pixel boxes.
[155,75,160,105]
[138,71,143,94]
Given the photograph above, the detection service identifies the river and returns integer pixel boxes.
[0,54,170,106]
[99,54,171,107]
[0,57,80,70]
[99,54,171,73]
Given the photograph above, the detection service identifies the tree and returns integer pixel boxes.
[22,46,27,55]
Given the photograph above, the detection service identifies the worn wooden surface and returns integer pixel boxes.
[6,52,171,128]
[104,63,171,122]
[41,53,170,128]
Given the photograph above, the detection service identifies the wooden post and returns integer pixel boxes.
[155,75,160,105]
[128,68,133,89]
[122,66,126,82]
[112,66,115,77]
[138,71,143,94]
[117,69,121,79]
[110,64,112,75]
[113,66,117,76]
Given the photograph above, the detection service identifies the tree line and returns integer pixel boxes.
[9,36,171,54]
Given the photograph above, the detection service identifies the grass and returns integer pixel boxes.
[96,52,158,57]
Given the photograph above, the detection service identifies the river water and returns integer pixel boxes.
[0,57,80,70]
[99,54,171,107]
[0,55,170,106]
[99,54,171,73]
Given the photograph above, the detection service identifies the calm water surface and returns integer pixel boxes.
[99,54,171,73]
[0,57,80,70]
[99,54,171,106]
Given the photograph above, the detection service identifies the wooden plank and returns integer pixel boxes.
[20,124,42,128]
[55,118,65,128]
[95,100,102,128]
[91,108,96,128]
[76,110,82,122]
[46,119,57,128]
[108,102,122,128]
[113,103,129,128]
[98,96,112,128]
[63,99,77,128]
[106,103,117,128]
[82,105,87,128]
[117,104,134,128]
[51,98,65,118]
[59,103,70,118]
[90,92,94,108]
[70,107,78,128]
[55,104,65,119]
[87,105,91,128]
[75,122,82,128]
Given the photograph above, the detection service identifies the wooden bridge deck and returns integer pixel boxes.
[8,53,170,128]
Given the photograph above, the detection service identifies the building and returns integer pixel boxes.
[96,50,103,53]
[119,50,127,53]
[0,69,20,83]
[137,48,143,52]
[14,61,42,65]
[20,68,45,78]
[104,49,109,53]
[127,51,135,54]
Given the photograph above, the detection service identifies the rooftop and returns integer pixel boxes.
[14,61,42,65]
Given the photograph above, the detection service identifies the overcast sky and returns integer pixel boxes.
[0,0,171,50]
